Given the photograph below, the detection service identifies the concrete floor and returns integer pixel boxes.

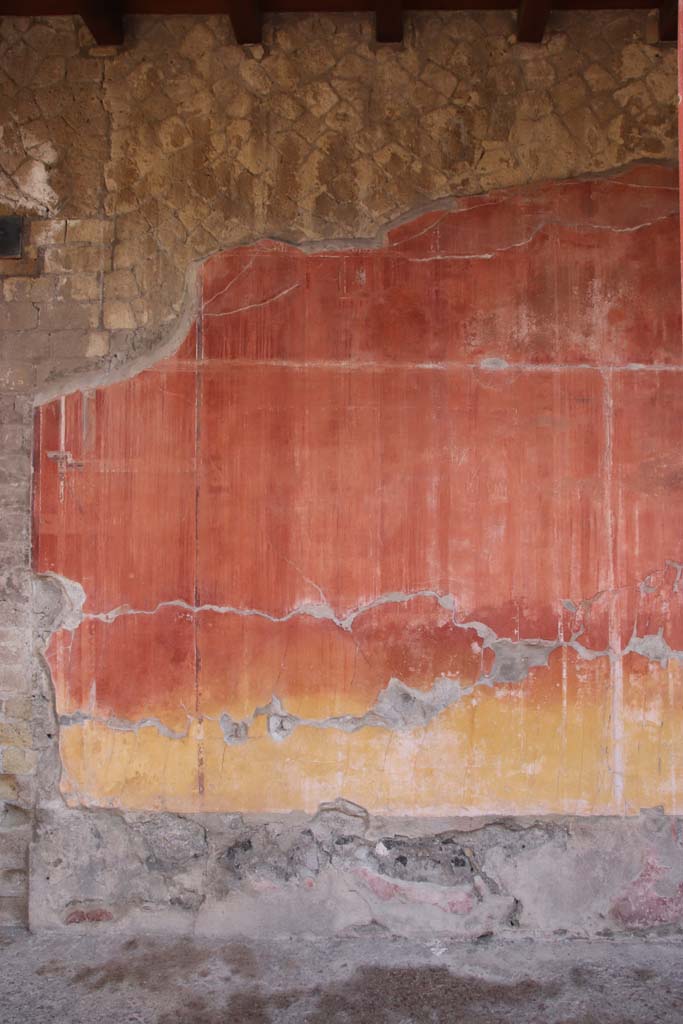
[1,928,682,1023]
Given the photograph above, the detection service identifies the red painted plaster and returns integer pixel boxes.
[33,165,683,814]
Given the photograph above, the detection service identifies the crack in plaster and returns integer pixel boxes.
[78,588,458,632]
[202,256,257,308]
[59,710,189,741]
[395,214,677,264]
[56,674,493,744]
[242,212,676,268]
[48,562,683,745]
[203,282,302,318]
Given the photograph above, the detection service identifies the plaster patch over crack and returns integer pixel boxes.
[481,639,558,684]
[77,588,458,632]
[624,632,683,668]
[45,561,683,746]
[58,710,190,741]
[33,572,86,636]
[261,677,467,741]
[59,675,468,743]
[219,712,249,745]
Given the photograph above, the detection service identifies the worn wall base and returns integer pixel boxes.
[29,801,683,938]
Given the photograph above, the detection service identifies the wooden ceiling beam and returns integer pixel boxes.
[227,0,262,44]
[658,0,677,40]
[0,2,667,14]
[376,0,403,42]
[517,0,550,41]
[81,2,124,45]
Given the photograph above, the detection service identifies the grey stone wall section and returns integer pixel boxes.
[0,395,34,926]
[0,10,678,932]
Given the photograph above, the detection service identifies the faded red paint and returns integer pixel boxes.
[64,908,114,925]
[611,854,683,928]
[353,868,475,915]
[33,165,683,814]
[34,329,198,613]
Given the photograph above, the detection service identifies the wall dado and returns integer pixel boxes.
[0,11,679,933]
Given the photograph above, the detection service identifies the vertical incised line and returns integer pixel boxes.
[603,368,624,813]
[58,395,66,504]
[195,291,205,798]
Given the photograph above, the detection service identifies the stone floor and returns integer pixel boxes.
[1,929,683,1023]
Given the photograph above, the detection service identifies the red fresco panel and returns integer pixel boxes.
[34,330,198,613]
[197,361,608,638]
[197,596,485,724]
[47,606,196,733]
[611,370,683,649]
[202,170,680,369]
[32,166,683,813]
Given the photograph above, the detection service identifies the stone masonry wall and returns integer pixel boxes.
[0,10,678,929]
[1,12,676,393]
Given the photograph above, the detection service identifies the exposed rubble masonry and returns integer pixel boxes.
[32,164,682,816]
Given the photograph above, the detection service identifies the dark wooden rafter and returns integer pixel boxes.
[226,0,262,44]
[376,0,403,42]
[81,1,124,45]
[658,0,677,41]
[0,1,676,44]
[516,0,550,41]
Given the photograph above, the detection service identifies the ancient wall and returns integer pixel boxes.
[0,11,680,933]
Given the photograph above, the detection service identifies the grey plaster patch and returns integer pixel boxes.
[483,639,558,684]
[625,631,683,668]
[32,572,85,637]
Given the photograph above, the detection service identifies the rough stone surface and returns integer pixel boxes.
[0,12,676,395]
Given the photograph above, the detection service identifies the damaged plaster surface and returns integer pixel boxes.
[32,164,683,819]
[44,571,683,748]
[27,799,683,936]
